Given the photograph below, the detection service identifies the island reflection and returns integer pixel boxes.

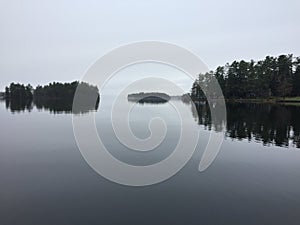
[4,97,99,114]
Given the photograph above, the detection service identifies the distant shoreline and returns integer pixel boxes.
[191,96,300,105]
[227,97,300,104]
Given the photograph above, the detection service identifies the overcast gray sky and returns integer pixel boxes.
[0,0,300,93]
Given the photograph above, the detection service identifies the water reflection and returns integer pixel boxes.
[3,97,99,114]
[5,98,33,112]
[3,96,300,149]
[192,101,300,149]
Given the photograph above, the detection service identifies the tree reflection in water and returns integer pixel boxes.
[191,101,300,149]
[4,97,99,114]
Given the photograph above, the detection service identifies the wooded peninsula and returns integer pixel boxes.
[191,54,300,102]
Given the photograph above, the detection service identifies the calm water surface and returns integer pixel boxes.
[1,97,300,225]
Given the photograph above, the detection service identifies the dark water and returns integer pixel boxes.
[1,98,300,225]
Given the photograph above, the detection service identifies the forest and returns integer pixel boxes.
[4,81,99,100]
[191,54,300,99]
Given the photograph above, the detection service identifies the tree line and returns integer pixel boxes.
[5,83,33,101]
[4,81,99,100]
[191,54,300,99]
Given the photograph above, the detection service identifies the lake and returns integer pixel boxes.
[1,97,300,225]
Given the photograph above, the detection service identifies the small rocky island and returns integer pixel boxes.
[128,92,170,103]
